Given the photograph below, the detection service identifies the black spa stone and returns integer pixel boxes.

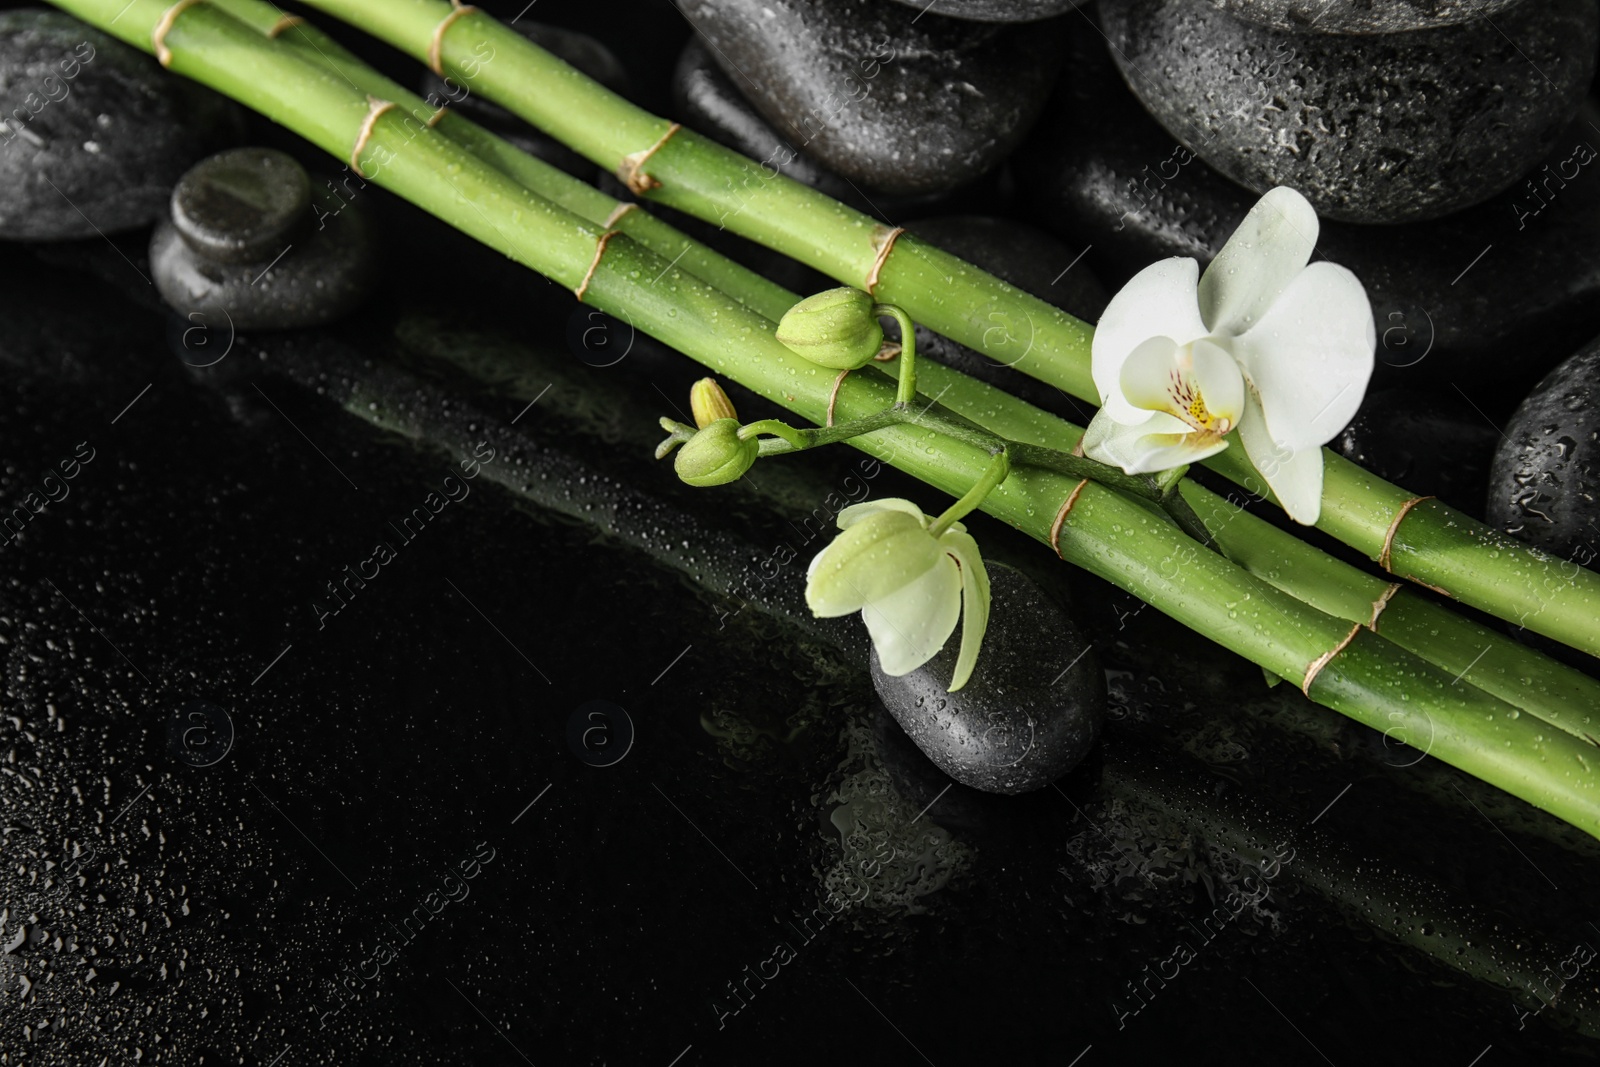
[1201,0,1522,34]
[151,148,378,331]
[674,0,1064,197]
[1487,336,1600,562]
[1100,0,1597,224]
[0,9,241,240]
[1017,33,1600,395]
[871,563,1104,794]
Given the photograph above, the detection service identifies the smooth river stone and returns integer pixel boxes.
[884,0,1081,22]
[676,0,1064,197]
[871,563,1104,794]
[0,10,241,239]
[1018,34,1600,394]
[1101,0,1597,224]
[905,214,1107,421]
[151,149,377,330]
[1201,0,1522,34]
[1487,337,1600,562]
[672,38,981,217]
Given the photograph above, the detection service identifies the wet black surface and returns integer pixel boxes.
[2,1,1600,1066]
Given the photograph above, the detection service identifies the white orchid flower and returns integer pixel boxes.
[805,498,990,692]
[1082,186,1376,524]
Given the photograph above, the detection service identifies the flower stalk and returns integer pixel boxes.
[45,0,1600,837]
[293,0,1600,657]
[202,0,1598,760]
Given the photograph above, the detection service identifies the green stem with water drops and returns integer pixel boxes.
[292,0,1600,658]
[210,0,1600,745]
[930,451,1010,538]
[52,0,1600,837]
[874,303,920,406]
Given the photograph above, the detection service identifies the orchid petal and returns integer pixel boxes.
[1082,407,1230,475]
[938,528,990,692]
[1238,394,1325,525]
[1091,258,1207,425]
[1199,186,1319,336]
[806,509,942,617]
[1233,261,1376,452]
[1121,335,1246,431]
[835,497,927,530]
[861,554,963,677]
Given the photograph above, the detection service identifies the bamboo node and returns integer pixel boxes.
[428,3,480,76]
[1367,582,1402,631]
[265,13,303,38]
[574,229,621,303]
[152,0,206,68]
[1049,479,1091,560]
[603,202,638,228]
[1301,622,1363,698]
[872,342,901,362]
[617,123,681,195]
[350,97,397,179]
[426,106,450,128]
[1379,494,1435,572]
[865,225,906,296]
[826,369,850,427]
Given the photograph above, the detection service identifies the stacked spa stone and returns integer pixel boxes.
[0,10,378,328]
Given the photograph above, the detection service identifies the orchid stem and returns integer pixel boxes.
[929,450,1010,539]
[50,0,1600,841]
[874,303,918,407]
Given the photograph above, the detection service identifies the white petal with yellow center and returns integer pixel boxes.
[1091,257,1208,426]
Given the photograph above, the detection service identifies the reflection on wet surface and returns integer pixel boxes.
[0,201,1598,1067]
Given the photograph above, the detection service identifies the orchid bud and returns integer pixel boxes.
[690,377,739,429]
[775,287,884,370]
[674,418,758,487]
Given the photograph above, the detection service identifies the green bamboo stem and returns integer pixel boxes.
[198,0,1600,748]
[297,0,1600,657]
[46,0,1600,840]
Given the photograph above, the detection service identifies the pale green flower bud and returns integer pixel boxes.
[674,418,758,487]
[689,377,739,429]
[775,287,884,370]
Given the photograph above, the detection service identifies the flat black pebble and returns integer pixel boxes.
[170,147,310,264]
[1102,0,1597,223]
[151,148,377,330]
[1019,35,1600,394]
[871,563,1104,794]
[1487,337,1600,561]
[1333,390,1499,516]
[906,214,1106,422]
[1200,0,1521,34]
[677,0,1064,197]
[0,10,241,239]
